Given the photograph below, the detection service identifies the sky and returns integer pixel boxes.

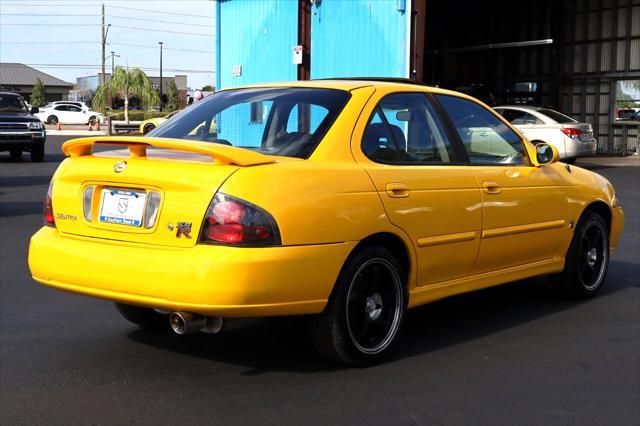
[0,0,216,90]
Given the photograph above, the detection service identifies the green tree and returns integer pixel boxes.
[165,79,179,112]
[30,78,46,107]
[201,85,214,92]
[92,67,160,123]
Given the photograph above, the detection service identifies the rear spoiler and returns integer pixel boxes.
[61,136,276,166]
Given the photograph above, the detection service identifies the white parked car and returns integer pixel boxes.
[36,104,103,125]
[494,106,597,163]
[43,101,90,111]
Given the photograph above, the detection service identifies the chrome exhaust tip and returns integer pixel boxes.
[169,311,223,335]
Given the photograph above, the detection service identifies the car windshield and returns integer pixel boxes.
[0,94,28,113]
[537,108,577,123]
[149,87,351,159]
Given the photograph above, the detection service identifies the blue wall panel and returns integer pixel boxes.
[216,0,298,146]
[310,0,410,79]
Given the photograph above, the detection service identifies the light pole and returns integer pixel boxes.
[158,41,163,112]
[100,14,112,87]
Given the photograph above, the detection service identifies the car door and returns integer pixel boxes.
[53,105,69,123]
[436,95,569,274]
[355,92,483,285]
[66,105,84,124]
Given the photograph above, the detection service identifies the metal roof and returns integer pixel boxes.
[0,63,74,87]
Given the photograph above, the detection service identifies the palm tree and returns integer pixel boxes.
[92,67,160,123]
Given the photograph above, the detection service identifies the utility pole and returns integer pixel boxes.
[159,41,163,112]
[101,4,105,87]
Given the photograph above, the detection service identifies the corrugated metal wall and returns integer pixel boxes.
[310,0,410,79]
[216,0,298,146]
[560,0,640,154]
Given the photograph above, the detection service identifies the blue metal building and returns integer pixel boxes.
[214,0,411,91]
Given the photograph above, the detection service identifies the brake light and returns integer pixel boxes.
[561,128,582,138]
[44,181,55,227]
[199,193,281,246]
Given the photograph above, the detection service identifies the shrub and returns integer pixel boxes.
[108,111,167,121]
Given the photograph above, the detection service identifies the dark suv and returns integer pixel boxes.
[0,92,46,162]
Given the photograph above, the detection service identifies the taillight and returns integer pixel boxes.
[44,181,55,227]
[199,193,281,246]
[561,128,582,138]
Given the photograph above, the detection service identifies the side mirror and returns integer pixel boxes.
[30,106,39,114]
[535,143,559,166]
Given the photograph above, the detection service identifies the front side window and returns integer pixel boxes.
[150,88,350,159]
[362,93,455,164]
[436,95,526,165]
[0,95,28,113]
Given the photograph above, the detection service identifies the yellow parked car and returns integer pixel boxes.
[140,111,178,134]
[29,80,624,365]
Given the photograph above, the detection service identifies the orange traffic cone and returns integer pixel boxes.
[55,122,62,130]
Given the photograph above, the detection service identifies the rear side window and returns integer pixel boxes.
[436,95,525,165]
[362,93,456,164]
[537,109,577,124]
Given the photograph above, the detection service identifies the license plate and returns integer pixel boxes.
[99,189,147,227]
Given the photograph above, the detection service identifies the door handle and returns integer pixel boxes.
[385,183,410,198]
[482,181,501,194]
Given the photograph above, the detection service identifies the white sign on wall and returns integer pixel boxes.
[232,64,242,77]
[293,45,303,65]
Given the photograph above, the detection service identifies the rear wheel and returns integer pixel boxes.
[114,303,168,330]
[30,144,44,162]
[552,211,609,297]
[143,123,156,134]
[309,246,405,366]
[88,116,97,125]
[47,115,58,125]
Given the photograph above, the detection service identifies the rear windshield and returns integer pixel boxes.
[537,109,577,123]
[150,88,351,159]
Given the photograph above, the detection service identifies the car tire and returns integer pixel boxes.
[143,124,156,134]
[114,303,168,330]
[88,116,97,125]
[308,245,405,366]
[9,149,22,160]
[565,158,577,165]
[47,115,58,125]
[30,144,45,162]
[552,210,610,298]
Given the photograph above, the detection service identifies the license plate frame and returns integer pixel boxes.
[99,188,147,227]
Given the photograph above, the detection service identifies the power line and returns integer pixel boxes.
[107,5,213,19]
[0,41,98,44]
[1,23,99,26]
[0,13,214,28]
[111,42,214,54]
[18,63,214,74]
[109,25,214,37]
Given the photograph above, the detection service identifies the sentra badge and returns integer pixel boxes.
[114,161,127,173]
[176,222,192,239]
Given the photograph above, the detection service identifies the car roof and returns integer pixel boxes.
[0,91,23,97]
[218,78,465,97]
[494,105,544,111]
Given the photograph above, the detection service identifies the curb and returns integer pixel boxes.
[47,130,107,136]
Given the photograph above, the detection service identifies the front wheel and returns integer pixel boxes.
[552,211,609,297]
[309,246,405,366]
[143,123,156,134]
[115,303,168,330]
[47,115,58,125]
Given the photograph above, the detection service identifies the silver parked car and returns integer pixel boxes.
[494,106,597,163]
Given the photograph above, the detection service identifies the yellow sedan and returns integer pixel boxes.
[29,80,624,365]
[139,111,178,134]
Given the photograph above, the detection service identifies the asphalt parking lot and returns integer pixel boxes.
[1,136,638,425]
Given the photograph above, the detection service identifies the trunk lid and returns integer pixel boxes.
[51,136,276,248]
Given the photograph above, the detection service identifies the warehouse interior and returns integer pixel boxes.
[418,0,640,154]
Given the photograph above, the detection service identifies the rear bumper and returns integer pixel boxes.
[29,227,355,317]
[564,138,597,158]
